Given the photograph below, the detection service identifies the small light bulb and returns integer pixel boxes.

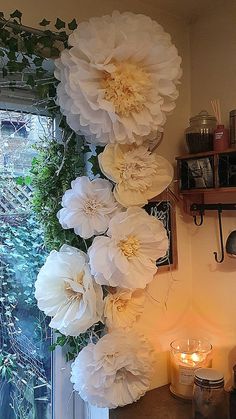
[191,353,200,362]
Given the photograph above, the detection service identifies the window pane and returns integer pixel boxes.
[0,109,52,419]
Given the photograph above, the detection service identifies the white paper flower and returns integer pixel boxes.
[99,143,173,207]
[71,330,153,408]
[104,288,145,330]
[54,11,182,145]
[35,245,103,336]
[88,207,168,289]
[57,176,120,239]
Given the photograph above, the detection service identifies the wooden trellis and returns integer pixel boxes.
[0,176,32,215]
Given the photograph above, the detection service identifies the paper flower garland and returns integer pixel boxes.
[104,288,145,330]
[35,245,103,336]
[54,11,182,145]
[99,143,174,207]
[57,176,120,239]
[88,207,168,288]
[71,330,153,408]
[34,9,182,410]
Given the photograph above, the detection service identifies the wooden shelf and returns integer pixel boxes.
[176,147,236,160]
[180,187,236,195]
[176,150,236,213]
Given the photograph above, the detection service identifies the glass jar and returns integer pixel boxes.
[185,110,217,154]
[230,109,236,148]
[170,338,212,399]
[193,368,229,419]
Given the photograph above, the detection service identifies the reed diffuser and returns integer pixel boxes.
[211,99,229,151]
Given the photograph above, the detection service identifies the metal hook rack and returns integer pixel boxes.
[190,203,236,263]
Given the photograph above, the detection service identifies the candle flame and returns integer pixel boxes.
[191,353,200,363]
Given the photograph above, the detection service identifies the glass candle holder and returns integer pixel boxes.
[170,338,212,400]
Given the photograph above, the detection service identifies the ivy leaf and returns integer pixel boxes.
[0,11,4,19]
[66,352,75,362]
[68,18,77,30]
[10,10,22,21]
[24,39,34,55]
[55,18,65,30]
[8,37,18,51]
[16,176,24,186]
[49,343,57,352]
[7,50,16,61]
[33,56,44,67]
[26,75,35,88]
[59,31,67,39]
[25,176,32,186]
[0,49,5,57]
[39,18,51,27]
[2,67,7,77]
[88,154,103,177]
[9,81,16,89]
[22,56,30,67]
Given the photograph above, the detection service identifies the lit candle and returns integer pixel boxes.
[170,339,212,399]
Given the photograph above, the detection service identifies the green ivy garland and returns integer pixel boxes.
[0,10,105,359]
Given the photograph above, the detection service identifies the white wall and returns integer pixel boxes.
[190,4,236,386]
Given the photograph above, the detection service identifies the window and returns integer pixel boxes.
[0,108,53,419]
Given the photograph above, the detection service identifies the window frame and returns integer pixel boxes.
[0,95,77,418]
[0,88,109,419]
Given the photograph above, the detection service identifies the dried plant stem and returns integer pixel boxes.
[211,98,222,124]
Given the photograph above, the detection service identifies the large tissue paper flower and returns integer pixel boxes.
[88,207,168,289]
[104,288,145,330]
[57,176,119,239]
[99,143,174,207]
[35,245,103,336]
[54,11,182,145]
[71,330,153,408]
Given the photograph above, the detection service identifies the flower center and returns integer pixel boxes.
[119,147,157,191]
[118,235,140,259]
[102,62,150,117]
[64,272,84,301]
[83,199,101,216]
[116,300,128,312]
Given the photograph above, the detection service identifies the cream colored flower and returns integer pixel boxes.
[71,330,153,408]
[57,176,119,239]
[35,245,103,336]
[99,143,173,207]
[88,207,168,289]
[104,288,145,330]
[55,11,182,145]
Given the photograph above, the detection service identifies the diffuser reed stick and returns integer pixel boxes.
[211,99,229,151]
[211,99,222,124]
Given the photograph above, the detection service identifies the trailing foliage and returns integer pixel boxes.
[30,130,88,252]
[0,215,46,309]
[0,352,17,381]
[0,10,105,361]
[50,322,105,362]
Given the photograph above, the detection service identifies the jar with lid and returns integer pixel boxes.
[185,110,217,154]
[230,109,236,148]
[192,368,229,419]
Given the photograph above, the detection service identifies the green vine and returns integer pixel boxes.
[51,322,105,362]
[30,129,88,252]
[0,10,105,360]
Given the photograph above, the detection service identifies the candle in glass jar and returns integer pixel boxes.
[170,339,212,399]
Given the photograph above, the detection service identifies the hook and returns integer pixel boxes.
[213,209,224,263]
[193,212,204,226]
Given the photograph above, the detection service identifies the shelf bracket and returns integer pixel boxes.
[190,203,236,263]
